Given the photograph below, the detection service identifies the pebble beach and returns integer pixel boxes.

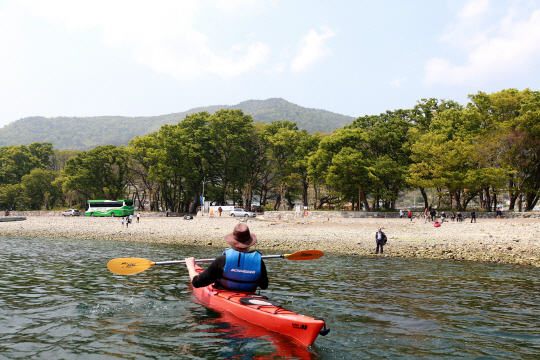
[1,215,539,267]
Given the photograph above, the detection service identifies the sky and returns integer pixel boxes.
[1,0,540,128]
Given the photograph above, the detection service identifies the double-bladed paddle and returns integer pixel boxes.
[107,250,324,275]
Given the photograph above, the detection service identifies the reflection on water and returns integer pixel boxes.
[0,235,539,359]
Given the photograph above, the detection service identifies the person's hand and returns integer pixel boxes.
[185,257,197,282]
[185,257,196,268]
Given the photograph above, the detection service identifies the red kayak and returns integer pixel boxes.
[191,265,329,347]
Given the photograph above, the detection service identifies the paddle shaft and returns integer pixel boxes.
[155,255,284,266]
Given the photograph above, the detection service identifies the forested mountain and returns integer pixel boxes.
[0,98,354,150]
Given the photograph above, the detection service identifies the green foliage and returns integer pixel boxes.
[0,184,24,210]
[1,89,539,213]
[63,145,130,200]
[21,168,62,210]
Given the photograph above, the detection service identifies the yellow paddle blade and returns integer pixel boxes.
[107,258,155,275]
[284,250,324,261]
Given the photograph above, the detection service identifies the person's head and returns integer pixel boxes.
[378,228,382,232]
[225,223,258,252]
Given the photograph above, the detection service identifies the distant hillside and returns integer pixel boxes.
[0,98,355,151]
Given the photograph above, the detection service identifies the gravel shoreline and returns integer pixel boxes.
[1,216,539,267]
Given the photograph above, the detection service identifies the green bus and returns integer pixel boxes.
[85,199,134,217]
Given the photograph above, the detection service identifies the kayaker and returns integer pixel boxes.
[185,223,269,291]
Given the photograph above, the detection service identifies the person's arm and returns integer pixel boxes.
[185,257,198,282]
[189,256,226,288]
[258,260,269,290]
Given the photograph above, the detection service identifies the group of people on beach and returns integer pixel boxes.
[121,213,141,228]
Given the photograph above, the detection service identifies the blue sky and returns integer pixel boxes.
[1,0,539,128]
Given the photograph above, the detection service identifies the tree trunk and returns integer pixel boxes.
[360,188,370,211]
[419,187,429,209]
[189,190,199,213]
[454,190,462,211]
[274,193,281,211]
[302,180,309,206]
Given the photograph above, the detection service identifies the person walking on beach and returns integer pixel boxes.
[218,206,223,217]
[185,223,269,292]
[137,213,140,223]
[399,209,403,218]
[430,208,436,222]
[129,214,133,224]
[375,228,387,254]
[408,209,412,221]
[424,208,429,223]
[496,207,502,219]
[125,216,129,228]
[471,208,477,223]
[121,218,124,228]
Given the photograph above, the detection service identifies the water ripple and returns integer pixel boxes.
[1,236,539,359]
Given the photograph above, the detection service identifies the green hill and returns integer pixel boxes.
[0,99,355,151]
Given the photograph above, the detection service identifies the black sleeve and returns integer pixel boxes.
[259,260,269,290]
[192,255,226,288]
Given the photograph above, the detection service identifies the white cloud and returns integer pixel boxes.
[291,27,335,73]
[390,77,407,88]
[459,0,490,20]
[424,2,540,86]
[16,0,270,80]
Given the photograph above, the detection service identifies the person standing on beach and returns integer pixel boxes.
[408,209,412,221]
[430,208,436,222]
[399,209,403,218]
[471,208,477,223]
[497,207,502,219]
[218,207,223,217]
[424,208,429,223]
[129,214,133,224]
[137,213,140,223]
[375,228,387,254]
[121,218,124,228]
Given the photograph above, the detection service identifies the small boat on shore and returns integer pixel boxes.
[0,217,27,222]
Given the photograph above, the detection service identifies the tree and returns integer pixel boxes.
[0,184,24,210]
[22,168,61,210]
[63,145,130,200]
[0,145,43,185]
[308,128,372,209]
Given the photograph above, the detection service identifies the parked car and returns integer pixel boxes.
[62,209,80,216]
[229,208,256,217]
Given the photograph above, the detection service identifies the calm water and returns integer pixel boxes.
[1,235,539,359]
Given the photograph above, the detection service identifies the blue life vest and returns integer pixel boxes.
[218,248,262,292]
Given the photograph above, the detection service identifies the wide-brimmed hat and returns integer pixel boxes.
[224,223,257,249]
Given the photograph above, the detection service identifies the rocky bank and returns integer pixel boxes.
[1,215,539,267]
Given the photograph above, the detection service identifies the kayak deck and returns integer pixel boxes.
[192,265,328,347]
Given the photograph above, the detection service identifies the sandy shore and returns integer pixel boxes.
[1,215,539,267]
